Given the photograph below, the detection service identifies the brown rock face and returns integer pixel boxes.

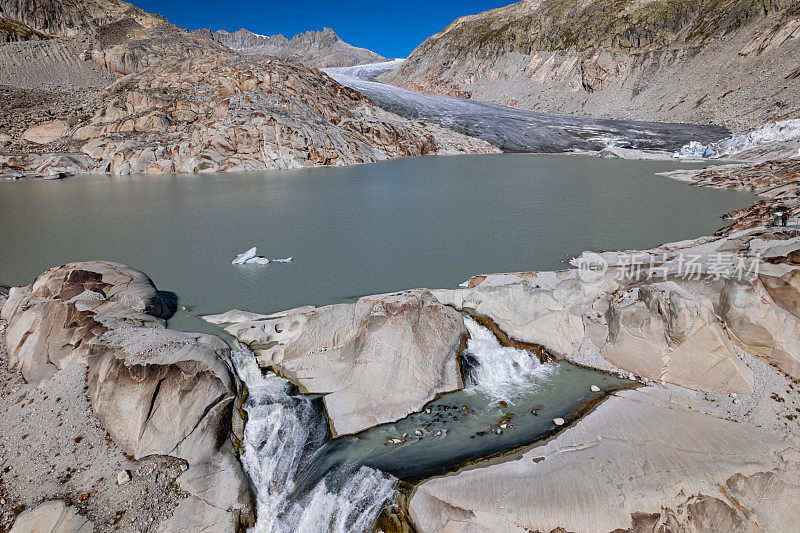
[71,54,495,175]
[21,119,70,144]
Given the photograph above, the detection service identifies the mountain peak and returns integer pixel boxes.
[198,26,386,68]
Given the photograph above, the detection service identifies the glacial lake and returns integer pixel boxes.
[0,153,752,331]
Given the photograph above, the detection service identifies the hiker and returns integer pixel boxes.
[775,211,784,226]
[784,212,790,227]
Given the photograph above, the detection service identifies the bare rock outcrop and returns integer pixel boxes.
[73,54,496,175]
[0,0,163,38]
[408,386,800,532]
[1,261,254,530]
[603,282,753,393]
[2,52,496,176]
[434,227,800,394]
[1,261,169,384]
[218,290,467,437]
[0,0,497,177]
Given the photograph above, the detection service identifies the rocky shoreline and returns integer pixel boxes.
[3,221,800,531]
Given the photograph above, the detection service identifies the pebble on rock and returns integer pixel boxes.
[117,470,132,485]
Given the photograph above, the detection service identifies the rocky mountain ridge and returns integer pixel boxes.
[0,0,496,178]
[195,26,387,68]
[382,0,800,131]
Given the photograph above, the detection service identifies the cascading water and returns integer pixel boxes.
[462,315,553,396]
[231,316,621,531]
[231,349,398,533]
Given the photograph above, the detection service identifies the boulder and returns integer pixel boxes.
[408,387,800,533]
[1,261,170,385]
[86,327,254,525]
[226,290,467,436]
[29,261,172,318]
[10,500,92,533]
[603,282,753,394]
[21,120,70,145]
[87,327,235,459]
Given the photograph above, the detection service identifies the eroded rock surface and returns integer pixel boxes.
[409,387,800,532]
[0,0,496,178]
[0,261,254,531]
[218,290,467,436]
[9,500,93,533]
[435,227,800,394]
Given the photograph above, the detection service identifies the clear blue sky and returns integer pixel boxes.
[132,0,512,58]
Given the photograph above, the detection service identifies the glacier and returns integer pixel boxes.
[676,119,800,159]
[323,63,729,153]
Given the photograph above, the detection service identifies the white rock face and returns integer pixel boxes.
[225,289,467,436]
[10,500,93,533]
[409,387,800,533]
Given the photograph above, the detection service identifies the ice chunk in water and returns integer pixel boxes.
[232,248,292,265]
[232,247,258,264]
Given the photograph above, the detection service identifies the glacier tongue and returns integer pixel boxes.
[323,67,728,153]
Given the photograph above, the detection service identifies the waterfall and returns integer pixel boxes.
[230,316,553,531]
[462,316,553,397]
[231,349,398,533]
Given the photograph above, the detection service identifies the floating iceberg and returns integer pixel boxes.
[676,119,800,159]
[232,247,292,265]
